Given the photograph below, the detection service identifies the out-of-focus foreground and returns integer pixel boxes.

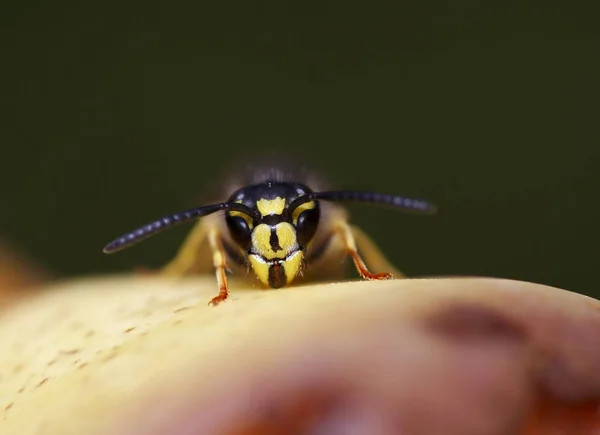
[0,250,598,435]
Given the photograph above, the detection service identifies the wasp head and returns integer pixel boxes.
[225,182,320,288]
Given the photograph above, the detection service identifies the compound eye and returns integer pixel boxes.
[226,214,252,250]
[295,208,319,247]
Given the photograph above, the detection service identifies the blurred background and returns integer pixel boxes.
[0,1,597,296]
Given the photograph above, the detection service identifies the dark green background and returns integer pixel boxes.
[1,2,598,296]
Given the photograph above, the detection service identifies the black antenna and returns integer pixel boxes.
[289,190,437,214]
[102,202,257,254]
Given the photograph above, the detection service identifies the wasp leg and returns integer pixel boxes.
[159,221,231,305]
[207,228,230,306]
[333,221,394,281]
[160,222,210,277]
[349,224,404,278]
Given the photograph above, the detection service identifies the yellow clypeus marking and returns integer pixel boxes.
[275,223,298,254]
[251,223,298,260]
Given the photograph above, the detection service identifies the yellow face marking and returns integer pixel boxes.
[229,199,253,228]
[292,200,316,224]
[256,197,286,217]
[282,250,304,284]
[251,223,298,260]
[252,224,274,258]
[275,223,298,254]
[248,254,270,287]
[228,210,253,228]
[248,250,304,287]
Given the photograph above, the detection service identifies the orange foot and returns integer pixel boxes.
[359,271,393,280]
[208,290,229,306]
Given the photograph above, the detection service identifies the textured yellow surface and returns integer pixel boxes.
[0,275,599,435]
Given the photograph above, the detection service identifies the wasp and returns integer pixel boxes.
[103,162,436,306]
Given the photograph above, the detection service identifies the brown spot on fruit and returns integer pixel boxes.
[102,352,118,363]
[59,348,80,355]
[173,306,191,313]
[424,302,526,343]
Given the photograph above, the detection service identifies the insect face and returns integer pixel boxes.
[102,168,437,306]
[225,182,320,288]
